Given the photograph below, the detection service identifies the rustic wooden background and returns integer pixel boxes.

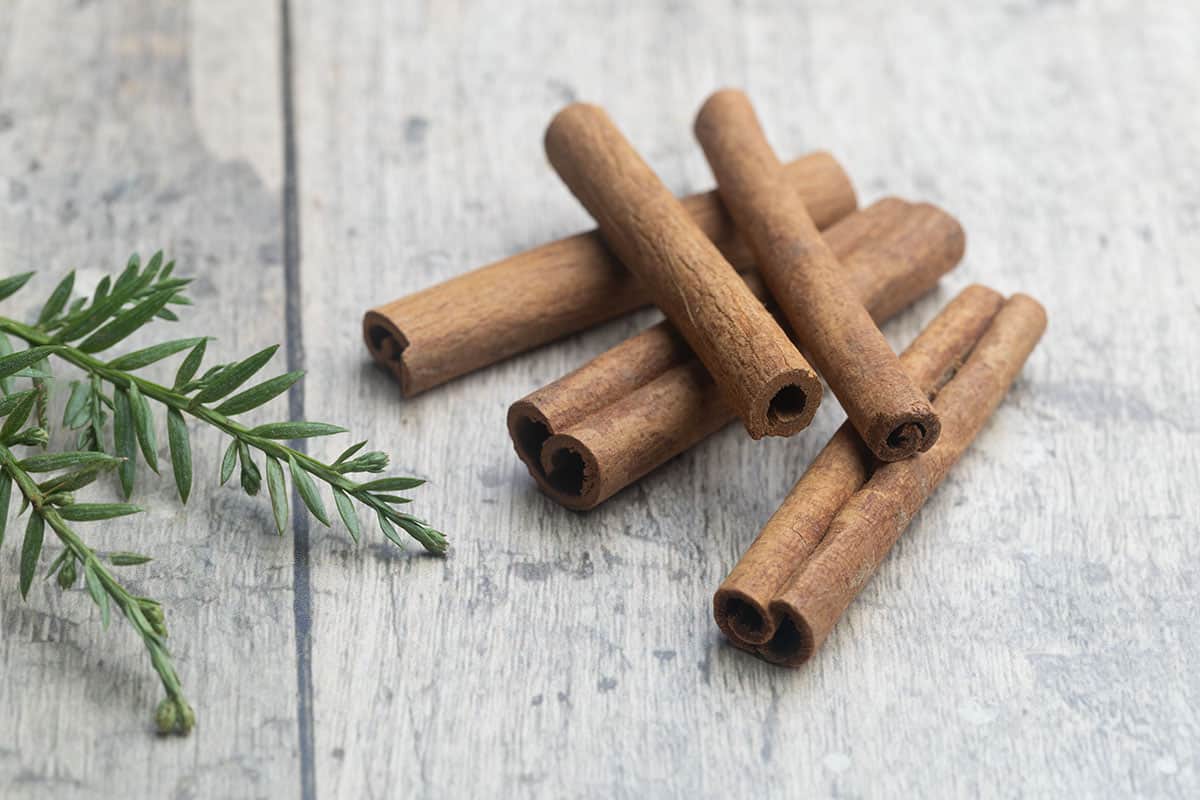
[1,1,1197,797]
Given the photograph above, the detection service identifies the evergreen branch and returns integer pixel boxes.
[0,252,445,734]
[0,444,192,734]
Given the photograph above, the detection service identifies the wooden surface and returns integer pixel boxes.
[1,1,1197,797]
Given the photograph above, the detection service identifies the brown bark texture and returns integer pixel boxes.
[728,293,1046,667]
[508,197,967,510]
[695,88,940,461]
[544,102,820,439]
[713,284,1005,646]
[364,152,854,397]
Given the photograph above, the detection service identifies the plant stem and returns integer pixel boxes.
[1,317,363,493]
[0,443,189,723]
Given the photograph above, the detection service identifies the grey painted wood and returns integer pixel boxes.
[4,0,1200,798]
[0,1,301,797]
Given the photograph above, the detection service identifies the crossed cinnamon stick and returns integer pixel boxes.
[717,286,1045,663]
[361,90,1046,670]
[507,198,965,509]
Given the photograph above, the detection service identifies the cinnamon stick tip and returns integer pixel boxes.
[507,400,552,472]
[507,404,603,510]
[544,102,608,154]
[713,587,775,646]
[871,406,943,462]
[959,283,1006,307]
[909,200,968,264]
[1007,292,1049,333]
[693,87,754,133]
[759,604,816,667]
[362,310,415,397]
[748,368,823,439]
[539,433,602,510]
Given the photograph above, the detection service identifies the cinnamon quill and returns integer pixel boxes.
[731,294,1047,666]
[714,285,1005,645]
[695,89,940,461]
[545,103,821,439]
[508,198,967,509]
[364,152,855,396]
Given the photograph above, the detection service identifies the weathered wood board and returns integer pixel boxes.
[3,0,1199,797]
[0,1,300,796]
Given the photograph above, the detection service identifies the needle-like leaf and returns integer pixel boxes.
[0,472,11,550]
[376,510,404,549]
[63,380,91,428]
[109,552,153,566]
[193,345,278,404]
[333,487,360,543]
[0,389,37,419]
[113,388,137,498]
[128,382,159,474]
[237,441,261,496]
[0,333,13,394]
[288,454,329,526]
[38,270,75,326]
[18,451,121,473]
[58,503,142,521]
[84,561,111,629]
[19,512,45,598]
[265,456,288,535]
[359,476,426,492]
[0,391,37,441]
[213,370,304,416]
[249,421,347,439]
[0,346,59,380]
[37,459,119,495]
[78,288,176,353]
[167,408,191,503]
[0,272,34,302]
[333,440,367,465]
[107,337,206,371]
[174,339,207,389]
[219,438,238,486]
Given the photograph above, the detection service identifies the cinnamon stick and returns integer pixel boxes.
[364,151,855,396]
[748,294,1047,666]
[713,285,1005,645]
[508,198,967,509]
[695,89,939,461]
[545,103,821,439]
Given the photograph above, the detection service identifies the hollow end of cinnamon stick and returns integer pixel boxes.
[510,197,970,511]
[695,89,944,459]
[752,368,823,439]
[507,400,553,473]
[538,434,603,509]
[758,604,816,667]
[507,401,603,510]
[712,283,1011,656]
[362,310,413,394]
[869,407,943,462]
[750,291,1047,668]
[713,587,774,645]
[547,101,821,441]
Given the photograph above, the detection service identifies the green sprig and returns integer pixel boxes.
[0,253,444,735]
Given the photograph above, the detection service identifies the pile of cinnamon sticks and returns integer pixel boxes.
[364,89,1045,667]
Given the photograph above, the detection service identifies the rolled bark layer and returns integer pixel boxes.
[713,285,1005,645]
[508,197,967,509]
[545,103,821,439]
[364,151,854,397]
[695,88,939,461]
[749,293,1047,666]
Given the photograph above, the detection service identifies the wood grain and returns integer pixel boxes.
[0,0,299,797]
[3,1,1200,798]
